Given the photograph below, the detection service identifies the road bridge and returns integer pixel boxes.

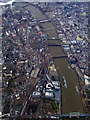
[47,38,61,40]
[48,44,61,46]
[59,112,90,118]
[53,55,68,59]
[1,113,89,119]
[39,19,51,23]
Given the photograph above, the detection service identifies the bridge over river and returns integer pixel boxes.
[0,112,89,119]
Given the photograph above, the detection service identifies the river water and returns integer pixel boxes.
[24,4,84,114]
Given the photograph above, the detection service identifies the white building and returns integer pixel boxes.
[84,74,90,89]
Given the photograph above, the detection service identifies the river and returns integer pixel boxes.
[14,2,85,115]
[24,4,84,114]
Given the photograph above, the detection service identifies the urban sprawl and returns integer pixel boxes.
[1,2,90,119]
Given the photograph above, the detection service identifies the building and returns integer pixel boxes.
[84,74,90,89]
